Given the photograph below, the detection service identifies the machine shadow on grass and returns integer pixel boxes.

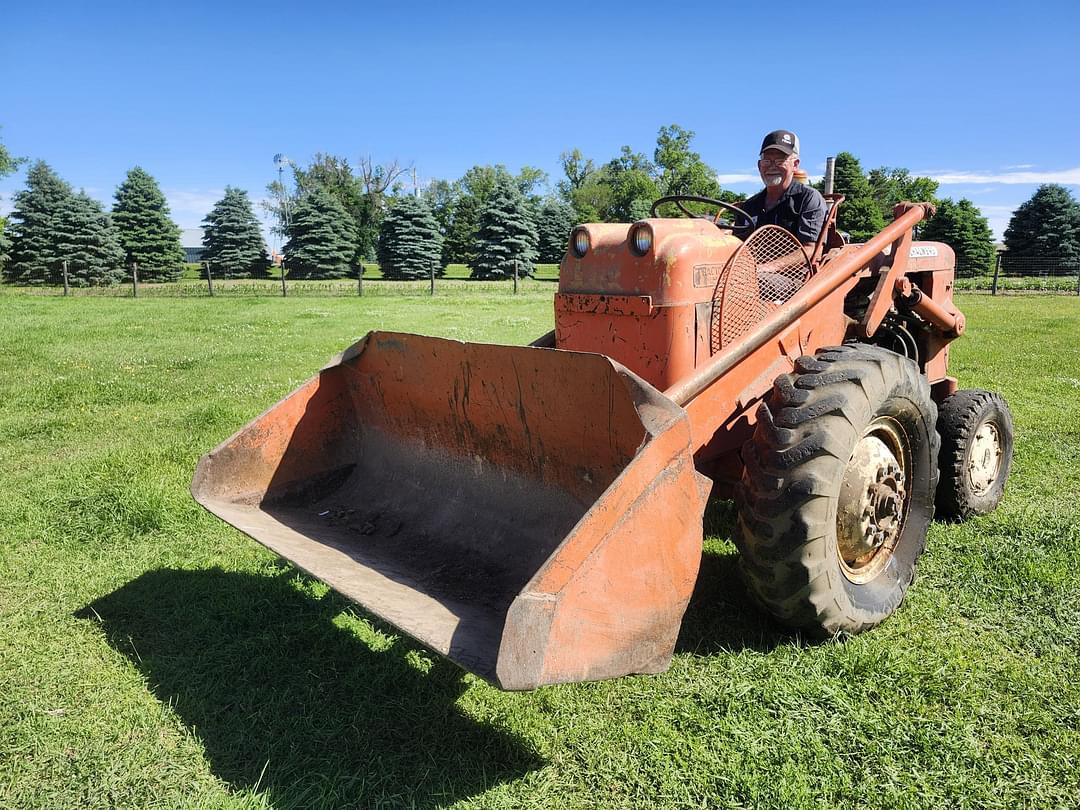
[80,567,542,808]
[676,497,793,656]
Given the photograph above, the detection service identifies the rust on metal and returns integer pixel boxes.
[194,333,707,690]
[194,194,967,690]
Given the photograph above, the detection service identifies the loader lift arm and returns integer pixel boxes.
[194,196,1011,689]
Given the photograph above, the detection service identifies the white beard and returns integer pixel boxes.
[764,174,785,187]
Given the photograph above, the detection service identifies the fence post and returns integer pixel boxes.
[205,261,215,297]
[132,262,139,298]
[357,264,363,297]
[62,260,70,296]
[280,261,287,297]
[513,260,519,294]
[430,263,435,296]
[991,253,1001,296]
[1075,263,1080,297]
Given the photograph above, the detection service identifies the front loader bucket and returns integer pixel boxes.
[192,331,709,690]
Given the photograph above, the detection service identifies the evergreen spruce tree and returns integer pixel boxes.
[283,187,357,279]
[112,167,185,281]
[920,198,996,277]
[536,198,576,263]
[442,193,482,266]
[53,192,126,286]
[1004,184,1080,264]
[832,152,872,199]
[4,161,75,285]
[469,175,538,280]
[376,195,444,280]
[830,152,885,242]
[202,187,270,278]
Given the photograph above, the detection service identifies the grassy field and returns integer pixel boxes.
[1,291,1078,809]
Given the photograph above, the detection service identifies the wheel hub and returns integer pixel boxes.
[967,422,1002,495]
[836,421,910,583]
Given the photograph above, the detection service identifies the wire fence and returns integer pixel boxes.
[7,256,1079,298]
[955,255,1080,295]
[3,261,560,299]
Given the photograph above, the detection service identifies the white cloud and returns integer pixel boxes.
[715,173,760,185]
[716,172,822,187]
[925,167,1080,185]
[963,205,1018,241]
[1004,164,1035,170]
[164,189,224,228]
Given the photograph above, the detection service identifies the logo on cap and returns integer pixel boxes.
[760,129,800,157]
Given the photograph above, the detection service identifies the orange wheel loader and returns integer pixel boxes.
[192,192,1014,690]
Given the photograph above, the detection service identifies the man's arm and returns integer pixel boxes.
[795,188,827,246]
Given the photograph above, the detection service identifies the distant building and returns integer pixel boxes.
[181,228,205,263]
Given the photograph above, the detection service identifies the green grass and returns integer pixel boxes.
[1,292,1078,808]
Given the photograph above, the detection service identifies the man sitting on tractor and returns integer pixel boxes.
[737,129,827,246]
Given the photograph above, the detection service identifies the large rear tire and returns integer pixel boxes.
[936,389,1013,520]
[736,344,940,636]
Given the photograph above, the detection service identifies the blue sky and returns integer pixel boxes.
[2,0,1079,246]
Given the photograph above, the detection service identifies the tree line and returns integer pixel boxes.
[260,124,730,281]
[2,127,1079,286]
[828,152,1080,273]
[0,161,268,286]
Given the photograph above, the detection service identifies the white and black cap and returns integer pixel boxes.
[759,130,800,157]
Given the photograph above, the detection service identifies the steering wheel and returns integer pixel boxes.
[649,195,753,231]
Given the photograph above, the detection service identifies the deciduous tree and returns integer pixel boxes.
[654,124,722,199]
[600,146,659,222]
[202,187,270,278]
[557,148,602,223]
[0,137,21,178]
[265,155,408,263]
[867,167,939,221]
[558,128,739,224]
[112,167,185,281]
[0,130,24,275]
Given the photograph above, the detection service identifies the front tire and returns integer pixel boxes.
[936,389,1013,520]
[736,344,940,636]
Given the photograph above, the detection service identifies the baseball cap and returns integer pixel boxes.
[759,130,800,157]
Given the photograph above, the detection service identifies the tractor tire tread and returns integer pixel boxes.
[735,343,939,635]
[936,388,1013,520]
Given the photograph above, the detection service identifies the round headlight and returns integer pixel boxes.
[571,228,590,258]
[630,223,653,256]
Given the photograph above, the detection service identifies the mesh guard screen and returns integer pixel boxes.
[710,225,812,354]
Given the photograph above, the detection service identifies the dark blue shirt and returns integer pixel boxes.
[737,181,827,245]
